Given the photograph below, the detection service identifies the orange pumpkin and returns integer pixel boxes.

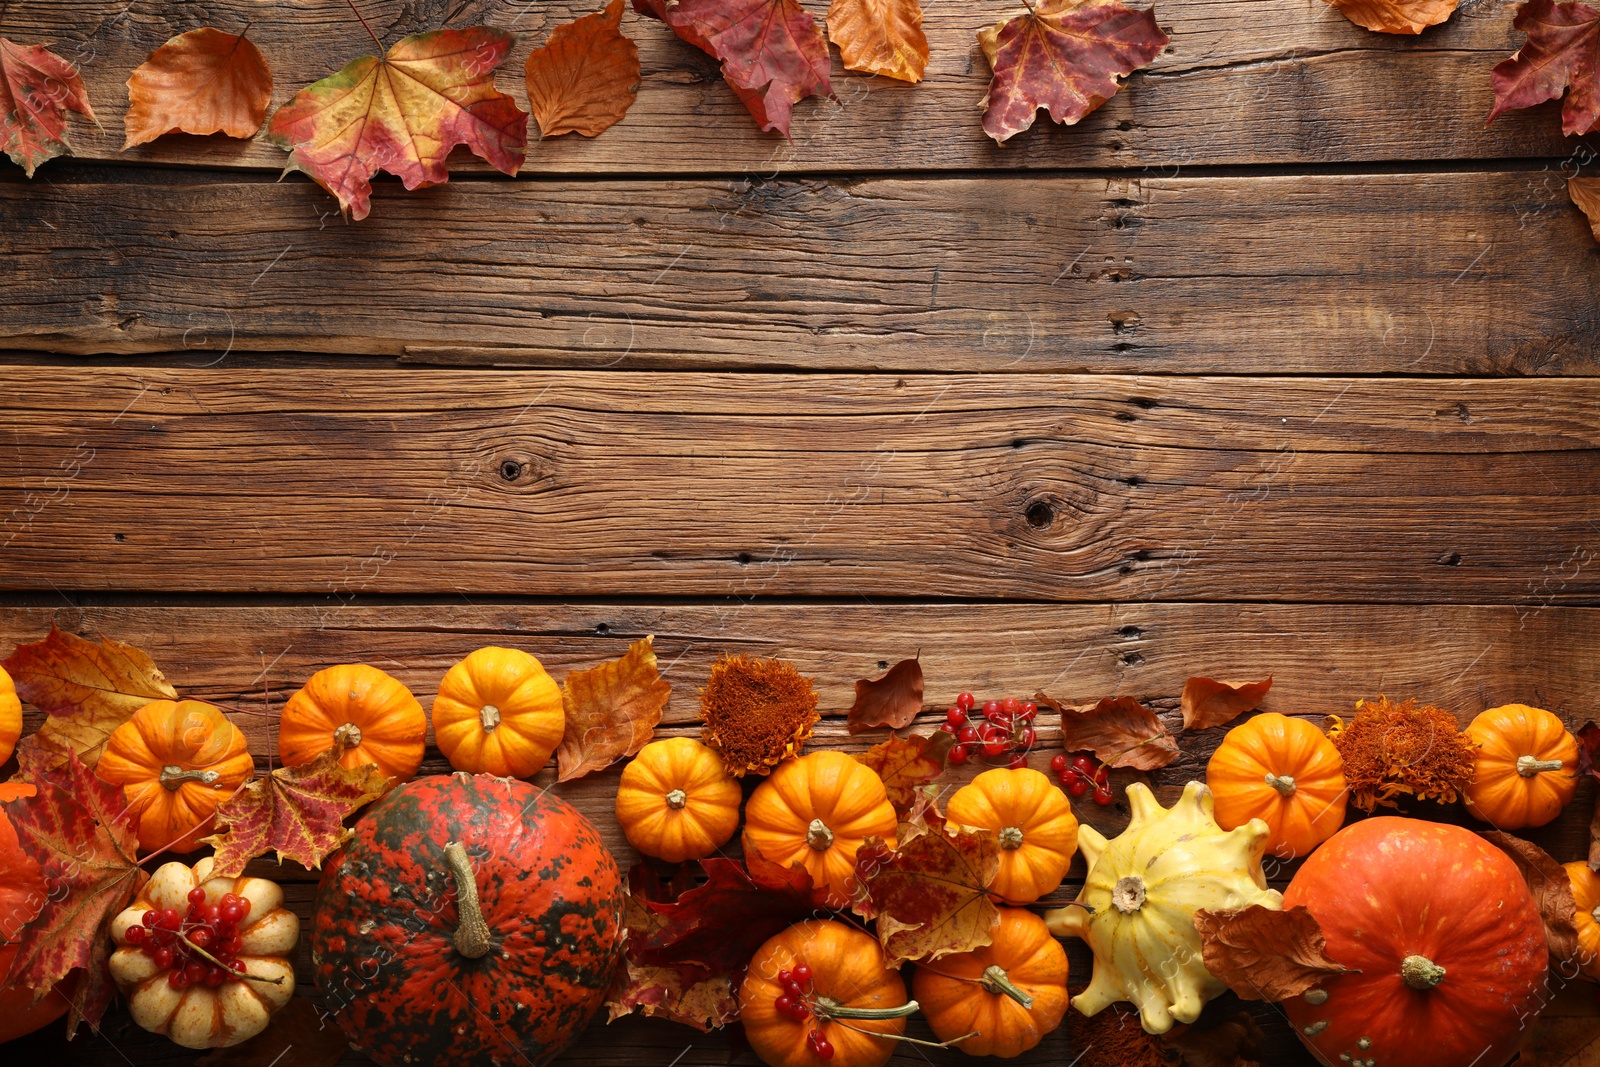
[432,646,564,778]
[1464,703,1578,830]
[0,664,20,766]
[96,700,255,853]
[615,737,742,863]
[742,751,897,909]
[739,919,912,1067]
[913,907,1068,1058]
[1567,860,1600,980]
[1207,712,1347,860]
[277,663,425,783]
[0,782,72,1043]
[945,768,1078,904]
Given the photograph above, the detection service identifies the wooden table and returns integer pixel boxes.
[2,0,1598,1063]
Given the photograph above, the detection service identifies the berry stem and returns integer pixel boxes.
[176,935,283,986]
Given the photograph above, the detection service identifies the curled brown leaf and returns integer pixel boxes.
[1041,691,1179,770]
[1479,829,1581,967]
[1192,905,1346,1002]
[1181,676,1272,731]
[846,655,924,733]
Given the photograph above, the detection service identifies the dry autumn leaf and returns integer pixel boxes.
[201,746,389,877]
[1573,178,1600,243]
[0,39,97,177]
[1322,0,1458,34]
[978,0,1168,145]
[196,995,349,1067]
[854,730,953,810]
[1572,721,1600,869]
[852,826,1001,964]
[634,0,832,136]
[827,0,929,83]
[1490,0,1600,136]
[1192,905,1347,1002]
[1042,691,1179,770]
[5,623,178,775]
[267,26,527,221]
[3,753,147,1033]
[557,635,670,781]
[527,0,640,138]
[846,655,924,733]
[1479,829,1582,966]
[124,27,273,148]
[1181,675,1272,731]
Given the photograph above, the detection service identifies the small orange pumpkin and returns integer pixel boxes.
[0,664,21,766]
[1567,861,1600,979]
[739,919,912,1067]
[1464,703,1577,830]
[913,907,1068,1058]
[616,737,741,863]
[96,700,255,853]
[742,751,897,909]
[432,646,564,778]
[1207,712,1347,859]
[277,663,425,783]
[945,768,1078,904]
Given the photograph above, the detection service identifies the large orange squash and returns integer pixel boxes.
[1206,712,1346,860]
[277,663,425,783]
[431,646,564,779]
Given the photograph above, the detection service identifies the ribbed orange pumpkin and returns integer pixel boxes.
[96,700,255,852]
[945,768,1078,904]
[1567,860,1600,980]
[913,907,1068,1058]
[615,737,742,863]
[432,647,564,778]
[1207,713,1346,860]
[0,782,72,1043]
[1464,703,1578,830]
[277,664,425,783]
[0,664,20,766]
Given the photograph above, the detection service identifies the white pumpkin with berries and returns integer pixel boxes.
[108,858,299,1048]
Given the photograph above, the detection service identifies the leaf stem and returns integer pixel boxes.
[344,0,383,48]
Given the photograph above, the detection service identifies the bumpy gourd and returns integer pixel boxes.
[1045,780,1281,1034]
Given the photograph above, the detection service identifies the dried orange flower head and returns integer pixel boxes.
[1327,695,1476,813]
[699,653,820,777]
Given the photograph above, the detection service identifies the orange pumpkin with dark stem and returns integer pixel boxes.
[0,664,20,766]
[1567,860,1600,980]
[1207,712,1346,860]
[277,663,425,783]
[945,768,1078,904]
[0,782,73,1042]
[1464,703,1577,830]
[431,646,564,778]
[913,907,1068,1058]
[615,737,741,863]
[96,700,255,852]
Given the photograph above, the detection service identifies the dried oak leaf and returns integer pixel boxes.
[1163,1007,1266,1067]
[1181,675,1272,731]
[854,731,953,811]
[266,27,527,221]
[1042,691,1179,770]
[558,635,669,782]
[5,623,178,775]
[846,655,924,733]
[123,27,273,148]
[852,825,1000,965]
[1321,0,1458,34]
[978,0,1168,145]
[1193,905,1346,1002]
[634,0,831,136]
[1489,0,1600,136]
[1480,829,1581,967]
[0,39,97,177]
[196,995,348,1067]
[1574,178,1600,243]
[3,754,147,1034]
[526,0,640,138]
[827,0,929,83]
[200,746,389,877]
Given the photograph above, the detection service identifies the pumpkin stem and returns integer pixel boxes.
[334,722,363,749]
[1517,755,1566,777]
[811,996,921,1022]
[444,841,493,960]
[1263,773,1297,797]
[1111,875,1146,914]
[479,704,501,733]
[665,788,688,810]
[979,964,1034,1009]
[998,826,1024,850]
[807,819,835,851]
[159,765,221,791]
[1400,954,1445,990]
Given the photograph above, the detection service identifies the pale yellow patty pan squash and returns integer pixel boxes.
[1045,780,1281,1034]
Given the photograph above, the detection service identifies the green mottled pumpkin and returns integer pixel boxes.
[310,772,624,1067]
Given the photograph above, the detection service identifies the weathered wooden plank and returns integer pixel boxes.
[2,173,1598,371]
[0,0,1580,175]
[2,368,1599,600]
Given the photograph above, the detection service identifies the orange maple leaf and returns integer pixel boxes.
[827,0,929,83]
[123,27,273,148]
[0,39,97,177]
[557,636,670,781]
[1324,0,1459,34]
[851,825,1001,965]
[527,0,641,138]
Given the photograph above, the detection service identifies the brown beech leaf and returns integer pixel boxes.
[978,0,1168,145]
[0,39,98,177]
[196,995,348,1067]
[3,753,146,1034]
[1181,676,1272,731]
[526,0,641,138]
[558,635,669,781]
[1192,905,1347,1002]
[1574,178,1600,243]
[854,731,953,810]
[827,0,929,82]
[1480,829,1581,966]
[1164,1008,1266,1067]
[846,656,924,733]
[1042,691,1179,770]
[201,747,389,877]
[1489,0,1600,137]
[1322,0,1458,34]
[123,27,273,148]
[852,826,1000,965]
[5,623,178,774]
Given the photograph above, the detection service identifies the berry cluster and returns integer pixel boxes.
[123,886,252,989]
[939,693,1038,768]
[1050,753,1114,805]
[771,962,834,1059]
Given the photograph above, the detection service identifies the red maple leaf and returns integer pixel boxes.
[0,39,98,177]
[1489,0,1600,136]
[631,856,816,974]
[634,0,832,136]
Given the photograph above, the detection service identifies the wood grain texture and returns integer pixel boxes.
[2,172,1599,371]
[0,0,1581,175]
